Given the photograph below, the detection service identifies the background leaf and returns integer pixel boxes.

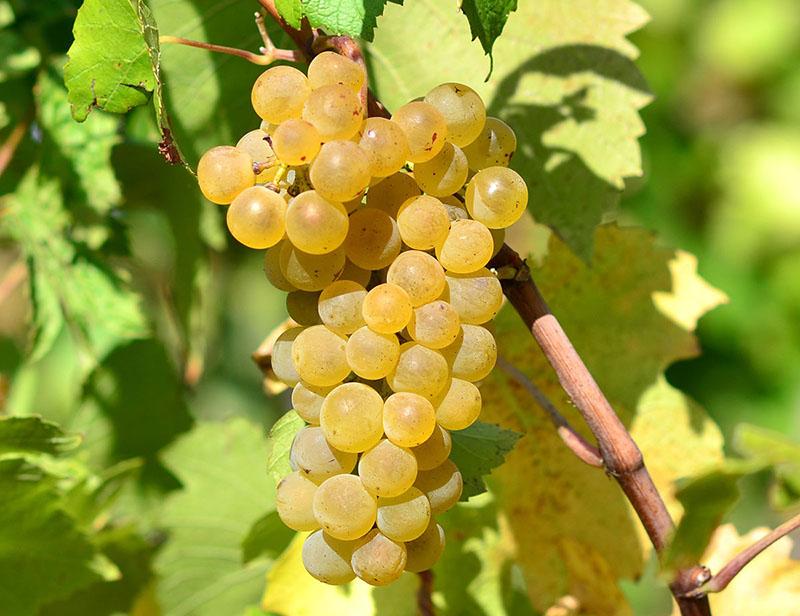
[0,415,81,456]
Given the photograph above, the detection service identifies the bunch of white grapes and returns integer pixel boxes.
[196,51,526,586]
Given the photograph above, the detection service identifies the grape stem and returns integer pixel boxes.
[417,570,435,616]
[158,35,303,65]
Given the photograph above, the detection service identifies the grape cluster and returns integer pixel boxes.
[196,51,526,586]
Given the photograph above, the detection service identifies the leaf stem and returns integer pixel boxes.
[158,35,301,65]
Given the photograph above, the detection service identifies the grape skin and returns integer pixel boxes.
[320,382,384,453]
[303,530,356,585]
[359,117,410,178]
[197,146,255,205]
[376,487,431,542]
[396,195,451,250]
[387,342,450,400]
[276,470,319,531]
[308,51,365,92]
[286,290,322,327]
[404,521,446,573]
[412,142,469,197]
[286,191,349,255]
[411,425,452,471]
[310,140,372,202]
[302,84,363,142]
[291,325,350,386]
[442,268,503,325]
[279,242,346,291]
[462,116,517,170]
[414,459,463,514]
[350,529,407,586]
[383,391,437,447]
[272,119,322,166]
[435,219,494,274]
[226,185,286,249]
[465,166,529,229]
[407,300,461,349]
[313,474,377,540]
[318,280,367,334]
[386,251,447,307]
[366,172,421,217]
[290,426,357,482]
[392,101,448,163]
[291,381,331,424]
[271,326,303,386]
[424,82,487,147]
[252,66,311,124]
[434,378,482,430]
[345,326,400,379]
[344,208,402,270]
[441,324,497,382]
[362,283,413,334]
[358,438,418,497]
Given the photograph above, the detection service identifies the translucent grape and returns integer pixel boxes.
[351,529,407,586]
[435,378,481,430]
[345,326,400,379]
[271,326,303,385]
[337,259,372,287]
[465,166,528,228]
[252,65,311,123]
[318,280,367,334]
[286,290,322,326]
[302,530,356,585]
[197,146,255,204]
[443,268,503,324]
[404,520,446,572]
[435,219,493,274]
[366,172,421,218]
[307,51,365,92]
[290,426,357,482]
[424,82,486,147]
[279,242,346,291]
[362,283,413,334]
[286,191,349,254]
[411,425,452,471]
[302,84,362,142]
[392,101,448,163]
[226,185,286,249]
[387,342,450,400]
[344,208,402,270]
[462,117,517,170]
[386,251,446,307]
[377,487,431,542]
[358,117,410,177]
[441,324,497,381]
[313,474,377,540]
[265,241,297,292]
[358,438,418,497]
[291,325,350,386]
[412,142,469,197]
[291,381,332,424]
[272,119,322,166]
[310,141,372,202]
[396,195,450,250]
[276,470,319,531]
[407,300,461,349]
[490,227,505,257]
[236,129,277,184]
[320,382,384,452]
[383,391,437,447]
[414,459,463,514]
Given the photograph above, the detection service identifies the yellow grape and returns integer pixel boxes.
[465,166,528,228]
[443,268,503,324]
[359,117,410,177]
[350,529,407,586]
[251,65,311,123]
[358,438,418,497]
[376,487,431,542]
[276,470,319,531]
[279,242,346,291]
[441,324,497,381]
[440,196,469,222]
[291,325,350,386]
[386,251,446,307]
[226,185,286,249]
[345,326,400,379]
[424,82,487,147]
[490,227,505,257]
[286,191,349,254]
[337,259,372,287]
[414,459,463,514]
[362,283,413,334]
[310,141,372,202]
[286,290,322,326]
[412,142,469,197]
[345,208,402,270]
[383,392,437,447]
[396,195,450,250]
[318,280,367,334]
[313,474,377,540]
[411,425,452,471]
[320,382,384,452]
[236,129,277,184]
[291,381,332,424]
[387,342,450,400]
[343,194,364,213]
[366,172,421,217]
[302,84,362,141]
[271,326,303,385]
[197,146,254,204]
[404,520,446,572]
[307,51,365,92]
[290,426,357,482]
[435,378,481,430]
[265,241,297,292]
[434,219,493,274]
[272,119,322,166]
[302,530,356,585]
[392,101,448,163]
[462,117,517,170]
[407,300,461,349]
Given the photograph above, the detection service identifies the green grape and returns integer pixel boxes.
[424,82,487,147]
[412,142,469,197]
[272,119,322,166]
[345,326,400,379]
[358,438,418,497]
[383,391,437,447]
[197,146,255,204]
[286,290,322,326]
[320,382,384,452]
[290,426,357,482]
[276,470,319,531]
[462,117,517,170]
[376,487,431,542]
[318,280,367,334]
[392,101,448,163]
[310,141,372,202]
[362,283,413,334]
[337,259,372,287]
[396,195,451,250]
[350,529,407,586]
[302,84,363,142]
[291,381,333,424]
[344,208,402,270]
[411,425,452,471]
[359,117,410,177]
[291,325,350,386]
[307,51,366,93]
[441,324,497,382]
[265,240,297,292]
[387,342,450,400]
[443,268,503,325]
[279,242,346,291]
[434,219,493,274]
[226,185,286,249]
[435,378,481,430]
[386,251,446,307]
[414,459,463,514]
[302,530,356,585]
[465,166,528,229]
[271,326,303,386]
[286,191,349,254]
[404,520,445,572]
[407,300,461,349]
[236,129,277,184]
[313,474,377,540]
[366,172,421,218]
[252,65,311,123]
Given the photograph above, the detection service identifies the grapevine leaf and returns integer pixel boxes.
[460,0,518,62]
[450,421,521,499]
[299,0,392,41]
[733,424,800,509]
[266,410,304,486]
[0,30,40,81]
[241,511,294,564]
[0,416,81,457]
[275,0,303,29]
[64,0,156,121]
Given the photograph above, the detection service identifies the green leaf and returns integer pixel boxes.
[64,0,156,121]
[733,423,800,509]
[0,30,41,81]
[450,421,521,499]
[241,510,295,564]
[460,0,518,61]
[300,0,392,41]
[266,410,304,486]
[0,416,81,457]
[275,0,303,29]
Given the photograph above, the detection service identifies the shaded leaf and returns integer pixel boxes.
[241,510,295,564]
[266,410,304,486]
[0,30,40,81]
[0,415,81,456]
[734,423,800,509]
[450,421,521,499]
